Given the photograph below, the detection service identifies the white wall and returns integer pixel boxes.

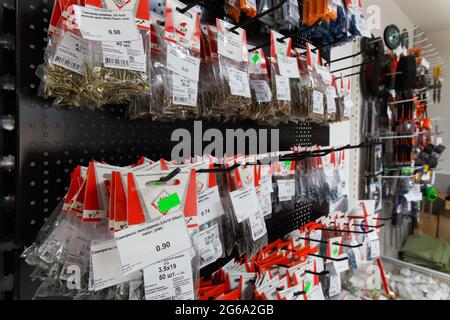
[426,29,450,175]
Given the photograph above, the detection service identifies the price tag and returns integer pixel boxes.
[230,184,260,223]
[102,37,146,72]
[53,32,88,75]
[307,283,326,300]
[259,193,273,217]
[73,5,140,42]
[370,240,380,259]
[343,95,353,117]
[250,80,272,103]
[197,186,225,225]
[143,250,194,300]
[277,179,296,202]
[275,75,291,101]
[278,56,300,78]
[328,274,342,297]
[166,46,200,81]
[326,94,337,113]
[258,175,274,194]
[194,224,223,268]
[228,67,251,98]
[114,212,192,275]
[249,208,267,241]
[90,239,140,291]
[313,90,324,114]
[217,27,243,62]
[172,74,198,107]
[308,230,322,250]
[333,254,350,273]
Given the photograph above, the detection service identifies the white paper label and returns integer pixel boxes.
[313,90,324,114]
[278,56,300,78]
[370,240,380,259]
[249,208,267,241]
[228,68,251,98]
[114,212,192,275]
[102,37,146,72]
[172,74,198,107]
[53,32,88,75]
[195,224,223,268]
[259,193,273,217]
[258,175,274,194]
[333,254,350,273]
[422,57,430,69]
[275,75,291,101]
[73,5,140,42]
[143,250,194,300]
[166,46,200,81]
[326,94,337,113]
[90,239,139,291]
[230,184,260,223]
[277,179,296,202]
[197,186,225,225]
[217,29,243,62]
[328,274,342,297]
[250,80,272,103]
[343,95,353,117]
[309,230,322,250]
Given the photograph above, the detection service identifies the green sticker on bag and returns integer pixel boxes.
[252,53,260,64]
[157,193,181,214]
[333,247,339,256]
[305,280,311,293]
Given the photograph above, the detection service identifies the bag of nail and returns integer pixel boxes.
[216,19,252,119]
[248,47,273,121]
[80,0,151,107]
[162,0,202,119]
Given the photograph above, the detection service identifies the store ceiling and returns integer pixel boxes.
[394,0,450,33]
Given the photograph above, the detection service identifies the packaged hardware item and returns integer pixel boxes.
[216,19,252,118]
[248,47,273,121]
[163,0,202,118]
[81,0,151,106]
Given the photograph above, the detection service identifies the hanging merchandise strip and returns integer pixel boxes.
[21,148,388,300]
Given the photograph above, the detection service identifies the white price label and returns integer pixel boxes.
[343,95,353,117]
[166,46,200,82]
[228,68,251,98]
[230,184,260,223]
[250,80,272,103]
[114,212,192,275]
[90,239,140,291]
[328,274,342,297]
[53,32,88,75]
[197,186,225,225]
[278,56,300,78]
[249,208,267,241]
[217,29,243,62]
[195,224,223,268]
[326,94,337,113]
[277,179,296,202]
[102,37,146,72]
[333,254,350,273]
[313,90,324,115]
[258,175,274,194]
[309,229,322,250]
[172,74,198,107]
[73,5,140,42]
[275,75,291,101]
[370,240,380,259]
[259,192,273,217]
[143,250,194,300]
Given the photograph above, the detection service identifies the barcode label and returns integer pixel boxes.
[104,57,130,67]
[172,74,198,107]
[52,32,87,75]
[54,56,82,72]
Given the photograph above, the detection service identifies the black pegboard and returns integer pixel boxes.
[15,0,330,299]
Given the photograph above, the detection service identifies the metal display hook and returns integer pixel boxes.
[296,236,363,249]
[325,38,383,66]
[308,253,349,262]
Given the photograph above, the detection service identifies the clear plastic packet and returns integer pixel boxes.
[281,0,300,30]
[269,31,296,121]
[257,0,277,26]
[163,0,201,119]
[37,1,97,108]
[325,75,338,123]
[82,0,151,107]
[272,160,296,215]
[203,24,225,118]
[216,19,252,118]
[248,48,272,121]
[129,12,166,120]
